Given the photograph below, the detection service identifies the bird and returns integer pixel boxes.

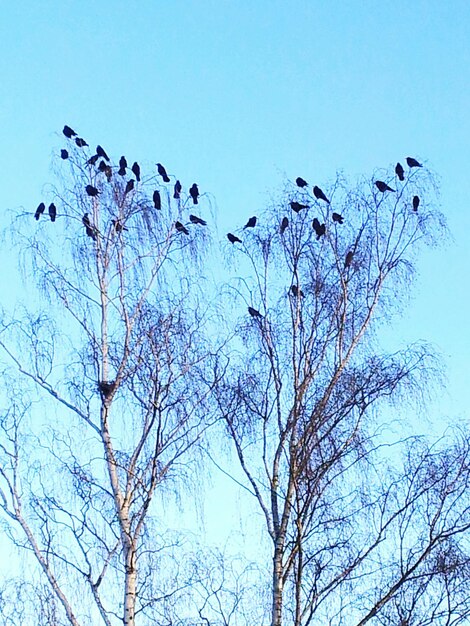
[75,137,88,148]
[63,125,77,138]
[103,165,112,182]
[86,185,99,197]
[280,216,289,234]
[175,221,189,235]
[290,201,308,213]
[98,160,108,173]
[375,181,396,193]
[48,203,57,222]
[413,195,420,211]
[290,285,304,298]
[227,233,242,244]
[345,250,354,268]
[296,177,308,188]
[248,306,262,318]
[153,190,161,210]
[332,212,344,224]
[87,154,99,166]
[82,213,97,240]
[125,180,135,195]
[243,216,257,229]
[157,163,170,182]
[406,157,422,168]
[132,162,141,182]
[34,202,45,220]
[312,218,326,239]
[173,180,182,199]
[313,186,330,203]
[60,149,69,160]
[189,183,199,204]
[118,156,127,176]
[190,214,207,225]
[395,162,405,181]
[112,219,128,233]
[96,145,110,161]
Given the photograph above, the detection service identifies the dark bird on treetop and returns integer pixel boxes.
[96,145,109,161]
[86,185,99,197]
[190,183,199,204]
[296,177,308,188]
[227,233,242,244]
[132,162,141,182]
[248,306,262,318]
[290,285,305,298]
[345,250,354,268]
[48,203,57,222]
[406,157,422,168]
[175,221,189,235]
[82,213,97,240]
[112,219,128,233]
[63,125,77,138]
[375,181,396,193]
[173,180,182,199]
[87,154,99,166]
[190,214,207,226]
[153,190,161,210]
[290,201,308,213]
[60,149,69,160]
[312,218,326,239]
[313,186,330,203]
[75,137,88,148]
[280,216,289,234]
[125,179,135,195]
[413,195,420,212]
[98,160,108,173]
[332,212,344,224]
[34,202,45,220]
[118,156,127,176]
[157,163,170,182]
[395,162,405,181]
[243,216,257,229]
[98,161,112,181]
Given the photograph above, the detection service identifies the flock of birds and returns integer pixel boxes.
[33,126,422,320]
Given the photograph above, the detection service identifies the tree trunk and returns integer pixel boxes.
[123,541,137,626]
[272,543,284,626]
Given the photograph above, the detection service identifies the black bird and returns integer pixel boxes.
[332,212,344,224]
[82,213,96,240]
[406,157,422,168]
[118,156,127,176]
[125,180,135,195]
[280,216,289,234]
[112,219,128,233]
[312,218,326,239]
[173,180,182,199]
[98,160,108,173]
[157,163,170,182]
[86,185,99,197]
[189,183,199,204]
[48,203,57,222]
[98,161,112,181]
[63,125,77,138]
[227,233,242,244]
[375,181,396,193]
[190,214,207,225]
[313,186,330,203]
[175,221,189,235]
[34,202,45,220]
[296,177,308,188]
[290,201,308,213]
[75,137,88,148]
[395,162,405,181]
[96,145,109,161]
[290,285,305,298]
[132,162,141,182]
[413,195,420,212]
[153,190,161,210]
[243,216,257,229]
[248,306,262,318]
[345,250,354,268]
[60,149,69,160]
[87,154,99,166]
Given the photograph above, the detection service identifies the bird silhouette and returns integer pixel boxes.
[280,216,289,234]
[112,219,128,233]
[86,185,99,197]
[125,180,135,195]
[345,250,354,268]
[87,154,99,166]
[290,201,308,213]
[63,125,77,138]
[60,149,69,160]
[96,145,109,161]
[173,180,182,199]
[153,190,161,210]
[290,285,305,298]
[395,162,405,181]
[190,214,207,225]
[190,183,199,204]
[313,186,330,203]
[332,212,344,224]
[312,218,326,239]
[118,156,127,176]
[243,216,257,229]
[227,233,242,244]
[104,165,112,182]
[34,202,45,220]
[175,221,189,235]
[296,177,308,188]
[82,213,96,240]
[248,306,262,318]
[98,160,108,173]
[48,203,57,222]
[132,162,141,182]
[413,195,420,211]
[157,163,170,182]
[375,181,396,193]
[75,137,88,148]
[406,157,422,168]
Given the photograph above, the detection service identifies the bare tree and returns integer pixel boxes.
[215,166,470,626]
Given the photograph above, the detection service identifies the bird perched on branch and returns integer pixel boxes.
[413,195,420,212]
[332,212,344,224]
[406,157,422,168]
[296,177,308,188]
[395,162,405,181]
[190,214,207,225]
[290,201,308,213]
[86,185,99,197]
[153,190,161,210]
[34,202,45,220]
[189,183,199,204]
[175,221,189,235]
[280,216,289,234]
[132,162,140,182]
[118,156,127,176]
[313,186,330,203]
[112,219,128,233]
[60,149,69,160]
[312,218,326,239]
[290,285,304,298]
[227,233,242,244]
[63,125,77,138]
[248,306,262,318]
[173,180,182,199]
[75,137,88,148]
[157,163,170,182]
[125,180,135,195]
[96,145,109,161]
[345,250,354,268]
[82,213,96,240]
[87,154,99,166]
[48,203,57,222]
[375,181,395,193]
[243,216,257,229]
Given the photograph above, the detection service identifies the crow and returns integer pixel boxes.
[75,137,88,148]
[48,203,57,222]
[313,186,330,203]
[153,190,161,210]
[280,216,289,234]
[132,161,140,182]
[290,285,305,298]
[296,177,308,188]
[413,195,420,211]
[243,216,257,229]
[112,219,128,232]
[98,160,112,180]
[125,180,135,195]
[98,160,108,173]
[82,213,97,240]
[173,180,182,199]
[86,185,99,197]
[63,125,77,138]
[190,214,207,225]
[157,163,170,182]
[175,221,189,235]
[118,156,127,176]
[332,212,344,224]
[248,306,262,318]
[96,145,109,161]
[34,202,45,220]
[395,162,405,181]
[227,233,242,244]
[60,149,69,160]
[406,157,422,168]
[375,181,396,193]
[189,183,199,204]
[87,154,99,166]
[290,201,308,213]
[312,218,326,239]
[345,250,354,268]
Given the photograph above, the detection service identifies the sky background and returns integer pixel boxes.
[0,0,469,559]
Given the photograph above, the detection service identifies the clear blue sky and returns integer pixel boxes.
[0,1,469,548]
